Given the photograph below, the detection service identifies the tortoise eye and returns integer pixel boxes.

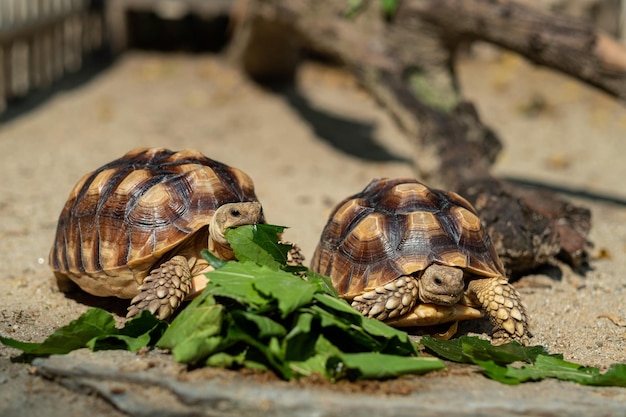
[230,209,241,217]
[433,277,443,286]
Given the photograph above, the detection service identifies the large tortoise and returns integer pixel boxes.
[49,147,264,320]
[311,178,530,345]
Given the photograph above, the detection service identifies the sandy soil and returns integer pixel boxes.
[0,50,625,415]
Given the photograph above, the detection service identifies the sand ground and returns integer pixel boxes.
[0,50,625,415]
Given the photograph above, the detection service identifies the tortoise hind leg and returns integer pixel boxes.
[54,271,80,293]
[351,276,419,320]
[127,255,192,320]
[466,277,531,345]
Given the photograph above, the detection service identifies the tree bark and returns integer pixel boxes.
[406,0,626,100]
[228,0,611,274]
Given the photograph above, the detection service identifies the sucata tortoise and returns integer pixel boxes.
[311,178,530,345]
[49,147,264,320]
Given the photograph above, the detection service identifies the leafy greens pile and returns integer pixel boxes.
[1,224,625,386]
[155,225,443,379]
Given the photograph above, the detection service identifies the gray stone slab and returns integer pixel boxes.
[33,350,626,417]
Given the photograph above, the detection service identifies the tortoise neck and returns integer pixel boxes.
[208,237,235,261]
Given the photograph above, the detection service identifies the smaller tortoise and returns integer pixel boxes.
[311,178,530,345]
[49,147,264,320]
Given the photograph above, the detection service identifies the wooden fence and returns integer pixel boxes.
[0,0,106,112]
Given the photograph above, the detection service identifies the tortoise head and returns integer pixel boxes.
[417,264,465,306]
[209,201,264,258]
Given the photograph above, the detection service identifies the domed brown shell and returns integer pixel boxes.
[49,147,260,298]
[311,178,505,299]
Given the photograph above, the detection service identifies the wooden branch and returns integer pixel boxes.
[229,0,594,273]
[405,0,626,100]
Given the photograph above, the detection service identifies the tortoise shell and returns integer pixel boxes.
[49,147,261,298]
[311,178,505,299]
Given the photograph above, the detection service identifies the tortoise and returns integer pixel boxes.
[311,178,530,345]
[49,147,264,320]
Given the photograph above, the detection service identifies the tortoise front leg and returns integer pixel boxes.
[350,276,420,320]
[466,277,531,345]
[127,256,192,320]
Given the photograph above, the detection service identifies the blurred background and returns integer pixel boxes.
[1,0,626,115]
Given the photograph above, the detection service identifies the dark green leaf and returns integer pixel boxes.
[157,295,224,364]
[420,336,626,386]
[253,271,317,318]
[307,304,395,355]
[591,363,626,387]
[312,293,417,356]
[481,355,626,386]
[421,335,549,365]
[205,350,248,368]
[332,352,445,380]
[0,308,115,356]
[0,308,162,357]
[284,313,318,362]
[231,310,286,339]
[88,310,167,352]
[420,335,469,363]
[225,224,290,269]
[201,248,227,269]
[207,261,317,317]
[312,292,366,322]
[87,333,150,352]
[289,334,341,377]
[461,337,551,364]
[304,270,339,297]
[203,263,270,308]
[222,323,294,379]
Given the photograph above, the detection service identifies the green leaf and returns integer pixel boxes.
[231,310,286,339]
[331,352,445,380]
[421,335,550,365]
[88,310,167,352]
[313,293,417,356]
[207,262,317,318]
[253,271,317,318]
[481,355,626,387]
[201,248,227,269]
[203,263,270,308]
[592,363,626,387]
[0,308,114,356]
[157,295,225,364]
[222,323,295,379]
[0,308,162,357]
[289,334,341,378]
[205,350,248,368]
[304,270,339,297]
[308,304,400,357]
[420,336,626,387]
[312,292,365,321]
[225,224,290,269]
[284,313,318,362]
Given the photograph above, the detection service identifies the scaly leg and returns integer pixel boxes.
[127,256,192,320]
[351,276,420,320]
[466,277,531,345]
